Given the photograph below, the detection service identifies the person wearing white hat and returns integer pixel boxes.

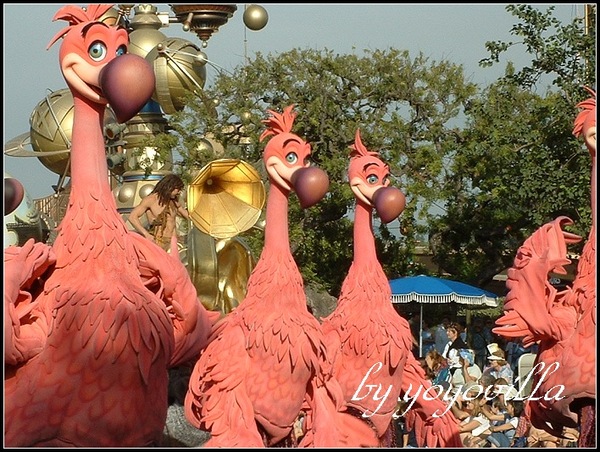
[482,349,514,384]
[486,343,502,356]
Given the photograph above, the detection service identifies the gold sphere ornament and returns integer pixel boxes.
[29,88,116,177]
[139,183,155,198]
[243,5,268,31]
[127,4,167,58]
[116,184,136,203]
[145,38,207,114]
[195,51,209,65]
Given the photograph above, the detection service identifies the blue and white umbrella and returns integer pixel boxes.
[390,275,498,306]
[389,275,499,355]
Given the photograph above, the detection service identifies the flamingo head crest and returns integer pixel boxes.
[348,129,384,182]
[46,4,155,123]
[348,129,405,222]
[259,104,311,171]
[573,87,596,156]
[259,105,310,162]
[47,4,121,54]
[259,105,329,207]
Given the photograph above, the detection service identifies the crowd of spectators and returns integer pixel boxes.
[393,316,579,448]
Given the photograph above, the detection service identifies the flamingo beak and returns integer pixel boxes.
[4,177,25,215]
[372,186,406,223]
[99,54,156,124]
[291,167,330,208]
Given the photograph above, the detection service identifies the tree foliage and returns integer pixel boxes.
[429,5,595,285]
[147,5,594,295]
[152,48,477,295]
[429,83,591,284]
[480,4,595,95]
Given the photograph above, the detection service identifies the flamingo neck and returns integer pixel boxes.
[264,181,290,253]
[353,200,377,266]
[69,92,111,198]
[51,90,126,264]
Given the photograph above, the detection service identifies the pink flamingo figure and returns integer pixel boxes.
[4,4,218,447]
[321,130,462,447]
[184,106,378,447]
[493,89,596,447]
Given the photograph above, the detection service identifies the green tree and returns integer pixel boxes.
[150,48,477,296]
[480,4,595,96]
[430,82,591,284]
[147,5,593,295]
[430,5,595,285]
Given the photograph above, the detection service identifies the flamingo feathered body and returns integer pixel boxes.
[184,106,378,447]
[321,130,462,447]
[493,91,596,447]
[4,5,217,447]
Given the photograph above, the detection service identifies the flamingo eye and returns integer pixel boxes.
[286,152,298,164]
[89,41,107,62]
[116,45,127,57]
[367,174,379,185]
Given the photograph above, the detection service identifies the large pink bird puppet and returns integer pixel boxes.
[4,4,218,447]
[493,89,596,447]
[184,106,378,447]
[321,130,462,447]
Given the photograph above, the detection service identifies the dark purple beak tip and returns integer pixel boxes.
[292,167,330,209]
[5,177,25,215]
[100,53,156,124]
[373,186,406,223]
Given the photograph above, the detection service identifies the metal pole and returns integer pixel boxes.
[584,4,592,36]
[243,4,248,63]
[419,304,423,357]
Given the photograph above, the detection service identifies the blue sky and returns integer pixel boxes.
[3,4,584,199]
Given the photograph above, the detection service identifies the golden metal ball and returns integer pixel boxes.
[139,183,155,198]
[129,28,167,59]
[243,5,268,31]
[29,89,116,176]
[145,38,207,114]
[117,184,136,203]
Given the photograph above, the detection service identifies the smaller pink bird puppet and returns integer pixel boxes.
[321,129,462,447]
[5,4,218,447]
[184,106,378,448]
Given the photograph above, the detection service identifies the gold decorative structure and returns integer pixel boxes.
[5,3,270,316]
[145,38,207,114]
[183,227,255,314]
[170,4,237,48]
[25,88,119,179]
[126,4,167,58]
[188,159,265,239]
